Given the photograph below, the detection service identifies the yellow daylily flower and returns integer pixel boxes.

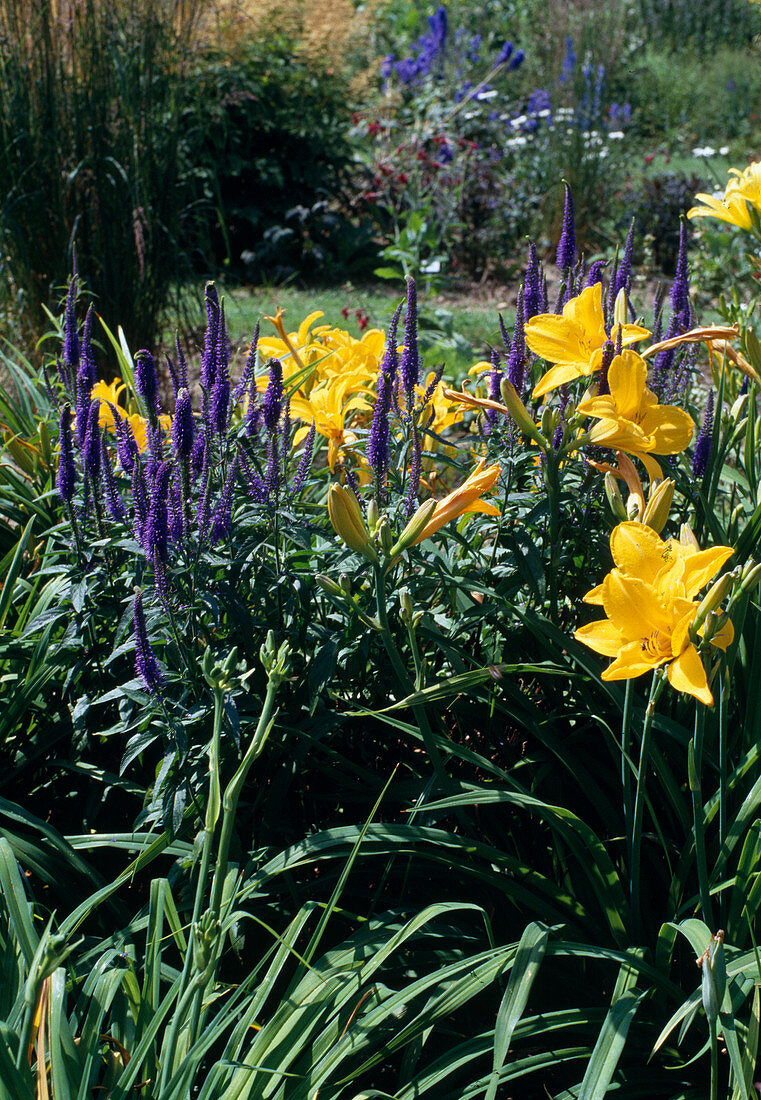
[575,523,734,704]
[126,412,172,453]
[416,372,465,441]
[687,161,761,232]
[90,378,170,453]
[259,309,383,393]
[290,374,372,471]
[411,458,501,545]
[525,284,650,400]
[577,350,694,479]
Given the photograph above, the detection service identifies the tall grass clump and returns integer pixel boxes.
[0,0,204,349]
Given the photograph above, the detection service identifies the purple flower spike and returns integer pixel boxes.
[175,335,189,391]
[523,243,543,321]
[169,472,184,544]
[381,303,403,382]
[508,48,525,70]
[83,401,102,483]
[671,221,690,320]
[78,306,97,392]
[62,278,80,369]
[75,372,90,446]
[132,462,149,546]
[556,183,576,272]
[613,219,636,299]
[692,391,714,478]
[57,405,76,503]
[144,459,172,564]
[486,348,502,430]
[134,350,160,416]
[114,411,138,475]
[211,455,239,542]
[585,259,607,287]
[191,428,206,483]
[234,323,260,406]
[201,282,220,391]
[173,388,195,459]
[290,421,316,497]
[367,370,392,485]
[399,276,420,402]
[495,40,513,66]
[101,433,126,522]
[262,358,283,433]
[507,290,526,390]
[211,302,231,435]
[133,589,164,696]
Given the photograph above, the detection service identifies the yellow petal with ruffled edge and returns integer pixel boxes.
[610,522,671,585]
[680,546,734,600]
[687,193,753,231]
[602,638,665,680]
[667,644,712,704]
[601,571,672,640]
[533,361,597,400]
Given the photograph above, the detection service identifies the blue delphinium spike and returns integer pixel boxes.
[57,405,76,503]
[234,323,260,407]
[367,370,392,487]
[290,421,316,497]
[261,358,283,433]
[83,401,102,484]
[62,277,80,370]
[134,350,160,419]
[172,388,195,459]
[211,455,239,542]
[556,183,576,272]
[399,276,420,405]
[133,589,164,695]
[211,301,230,435]
[692,391,714,478]
[101,433,126,522]
[144,459,172,564]
[201,282,220,392]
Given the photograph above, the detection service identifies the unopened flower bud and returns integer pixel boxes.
[399,587,413,622]
[367,498,379,532]
[642,478,674,533]
[389,499,437,558]
[626,493,641,521]
[604,472,628,522]
[315,573,344,598]
[339,572,352,594]
[699,931,726,1024]
[613,286,628,329]
[695,570,735,626]
[540,405,557,440]
[327,483,379,563]
[378,518,394,554]
[500,377,546,447]
[739,560,761,594]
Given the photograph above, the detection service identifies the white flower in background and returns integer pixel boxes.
[692,146,717,157]
[608,130,625,140]
[719,145,730,155]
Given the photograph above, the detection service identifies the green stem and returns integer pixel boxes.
[621,680,634,866]
[374,565,447,785]
[718,674,726,852]
[630,671,667,939]
[158,684,224,1091]
[709,1018,719,1100]
[690,705,714,927]
[544,452,561,620]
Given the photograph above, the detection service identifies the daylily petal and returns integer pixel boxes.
[533,362,590,399]
[602,571,671,638]
[679,546,734,599]
[602,639,664,680]
[667,645,712,705]
[574,618,624,656]
[610,522,670,584]
[606,351,648,419]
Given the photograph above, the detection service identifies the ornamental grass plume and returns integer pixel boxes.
[575,522,734,704]
[526,284,650,399]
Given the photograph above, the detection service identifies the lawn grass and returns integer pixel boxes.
[174,279,515,380]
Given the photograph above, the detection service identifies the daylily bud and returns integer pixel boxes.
[739,559,761,594]
[695,570,735,624]
[389,499,437,558]
[626,492,640,521]
[500,378,546,447]
[339,572,352,594]
[367,498,379,532]
[327,483,379,563]
[378,518,394,554]
[540,404,557,440]
[399,587,413,622]
[605,472,628,522]
[613,287,628,329]
[315,573,344,598]
[700,610,728,647]
[699,931,726,1025]
[642,478,674,533]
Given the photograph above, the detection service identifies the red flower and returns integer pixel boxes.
[341,306,350,319]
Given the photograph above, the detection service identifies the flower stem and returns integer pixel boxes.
[630,670,666,938]
[689,705,714,927]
